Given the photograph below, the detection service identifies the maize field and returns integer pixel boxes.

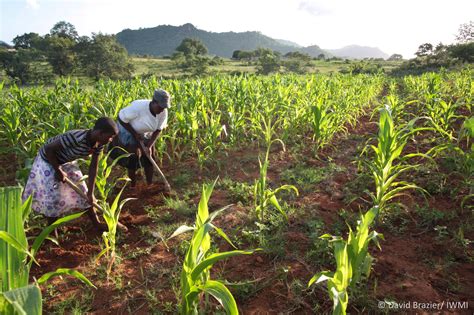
[0,70,472,314]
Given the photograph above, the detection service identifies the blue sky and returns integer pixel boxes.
[1,0,473,58]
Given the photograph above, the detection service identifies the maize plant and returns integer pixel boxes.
[95,186,133,276]
[427,116,474,208]
[308,207,383,315]
[1,74,383,168]
[253,117,298,222]
[308,95,337,149]
[425,96,462,141]
[93,149,131,201]
[365,106,428,212]
[93,151,134,275]
[169,179,258,315]
[0,187,95,314]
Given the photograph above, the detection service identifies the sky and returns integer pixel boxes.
[1,0,473,58]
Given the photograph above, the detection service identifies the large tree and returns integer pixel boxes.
[77,33,133,80]
[388,54,403,61]
[257,50,281,74]
[50,21,79,41]
[44,35,77,76]
[173,38,210,75]
[449,42,474,63]
[12,32,42,49]
[0,49,47,84]
[455,21,473,44]
[176,38,208,56]
[415,43,434,57]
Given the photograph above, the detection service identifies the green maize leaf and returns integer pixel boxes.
[209,223,236,249]
[0,232,37,266]
[197,179,217,227]
[273,185,299,196]
[116,198,135,222]
[183,286,200,314]
[330,286,348,315]
[108,186,125,217]
[37,268,96,289]
[30,211,85,260]
[366,206,379,224]
[268,195,287,220]
[361,254,375,279]
[185,223,212,269]
[0,294,9,314]
[2,284,42,315]
[168,225,195,240]
[333,241,351,289]
[381,184,420,204]
[308,271,334,287]
[190,250,257,281]
[463,116,474,137]
[1,186,29,292]
[207,204,233,224]
[200,280,239,315]
[96,246,109,262]
[21,195,32,223]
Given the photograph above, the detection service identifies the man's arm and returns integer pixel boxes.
[118,116,142,142]
[44,139,66,182]
[146,129,161,150]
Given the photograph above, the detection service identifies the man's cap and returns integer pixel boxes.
[153,89,171,108]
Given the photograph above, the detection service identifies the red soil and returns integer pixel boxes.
[5,112,472,314]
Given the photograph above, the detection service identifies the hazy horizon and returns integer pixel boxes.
[1,0,473,58]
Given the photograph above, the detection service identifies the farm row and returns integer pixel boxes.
[0,70,472,314]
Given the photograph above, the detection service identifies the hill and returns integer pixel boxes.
[326,45,389,59]
[0,40,12,49]
[116,23,327,58]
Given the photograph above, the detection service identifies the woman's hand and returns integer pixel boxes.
[55,168,67,182]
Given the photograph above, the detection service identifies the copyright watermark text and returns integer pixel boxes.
[378,300,469,311]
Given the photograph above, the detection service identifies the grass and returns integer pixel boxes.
[414,205,455,230]
[218,177,253,204]
[281,162,346,193]
[130,57,404,77]
[46,289,94,314]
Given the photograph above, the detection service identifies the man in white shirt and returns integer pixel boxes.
[111,89,170,187]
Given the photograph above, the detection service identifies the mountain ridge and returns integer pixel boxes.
[115,23,388,59]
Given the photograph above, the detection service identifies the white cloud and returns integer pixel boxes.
[298,1,332,16]
[26,0,39,9]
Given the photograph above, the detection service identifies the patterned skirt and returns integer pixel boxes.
[22,156,90,217]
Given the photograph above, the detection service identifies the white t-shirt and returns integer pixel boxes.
[119,100,168,136]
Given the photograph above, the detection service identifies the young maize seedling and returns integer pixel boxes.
[365,106,428,213]
[169,179,259,315]
[308,207,383,315]
[253,116,298,222]
[94,149,131,201]
[95,186,133,276]
[93,150,134,276]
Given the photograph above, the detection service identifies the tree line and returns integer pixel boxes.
[1,21,472,83]
[0,21,134,84]
[393,21,474,75]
